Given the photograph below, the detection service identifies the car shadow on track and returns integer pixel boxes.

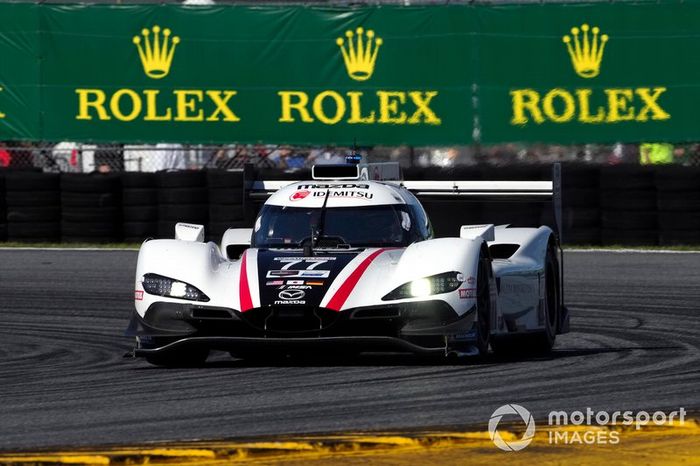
[127,345,681,369]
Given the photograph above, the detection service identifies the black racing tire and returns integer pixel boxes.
[123,221,158,237]
[208,187,245,205]
[207,169,245,189]
[561,165,600,189]
[158,204,208,222]
[207,220,252,236]
[654,167,700,192]
[209,204,245,222]
[600,166,654,190]
[599,190,657,211]
[5,190,60,207]
[7,206,61,223]
[146,347,210,367]
[492,243,559,356]
[7,222,60,240]
[123,205,159,222]
[121,172,157,189]
[658,212,700,230]
[62,207,120,223]
[562,227,600,246]
[656,191,700,212]
[601,210,657,230]
[563,188,600,208]
[122,188,158,206]
[475,247,492,356]
[61,173,121,193]
[61,192,120,208]
[601,229,658,246]
[563,208,600,228]
[658,230,700,246]
[5,172,60,191]
[61,221,120,237]
[157,171,206,189]
[158,187,208,204]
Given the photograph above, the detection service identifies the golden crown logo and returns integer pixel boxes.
[336,27,382,81]
[132,26,180,79]
[562,24,608,79]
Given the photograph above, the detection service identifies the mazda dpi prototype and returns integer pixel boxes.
[127,164,568,366]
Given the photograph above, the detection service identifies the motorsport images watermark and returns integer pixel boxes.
[488,404,687,451]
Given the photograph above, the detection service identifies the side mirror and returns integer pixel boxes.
[460,224,495,242]
[175,223,205,242]
[221,228,253,260]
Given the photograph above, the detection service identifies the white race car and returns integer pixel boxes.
[126,163,569,366]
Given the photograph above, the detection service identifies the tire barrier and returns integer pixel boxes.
[122,172,158,243]
[0,166,698,245]
[156,171,208,239]
[5,171,61,242]
[0,174,5,241]
[206,170,246,240]
[60,173,121,243]
[655,166,700,246]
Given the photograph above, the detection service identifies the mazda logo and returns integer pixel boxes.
[279,290,305,300]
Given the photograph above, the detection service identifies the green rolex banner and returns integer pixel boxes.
[476,2,700,144]
[0,2,699,145]
[34,5,475,145]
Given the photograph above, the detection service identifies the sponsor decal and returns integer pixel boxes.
[266,280,284,286]
[286,285,312,290]
[311,190,374,200]
[510,24,670,127]
[266,270,299,278]
[459,288,476,299]
[290,190,310,201]
[274,300,306,305]
[299,270,330,278]
[297,183,369,190]
[134,290,144,301]
[306,281,324,286]
[274,257,335,264]
[466,276,476,285]
[267,269,331,278]
[279,289,306,300]
[287,280,304,285]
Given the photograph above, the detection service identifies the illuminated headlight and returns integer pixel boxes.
[141,273,210,302]
[382,272,463,301]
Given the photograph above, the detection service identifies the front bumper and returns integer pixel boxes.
[126,299,477,355]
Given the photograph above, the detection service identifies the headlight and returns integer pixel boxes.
[141,273,210,302]
[382,272,463,301]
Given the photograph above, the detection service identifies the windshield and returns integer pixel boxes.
[253,205,422,248]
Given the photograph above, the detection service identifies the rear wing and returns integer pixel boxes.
[402,163,563,242]
[244,163,563,242]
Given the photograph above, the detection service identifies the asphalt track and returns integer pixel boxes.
[0,249,698,450]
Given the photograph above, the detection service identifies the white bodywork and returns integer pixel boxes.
[133,178,558,340]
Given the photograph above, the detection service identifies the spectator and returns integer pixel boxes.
[0,142,10,167]
[640,143,673,165]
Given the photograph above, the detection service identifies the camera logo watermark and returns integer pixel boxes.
[488,404,536,451]
[489,405,686,450]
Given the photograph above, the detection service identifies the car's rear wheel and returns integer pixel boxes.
[475,249,492,356]
[526,245,559,352]
[492,242,559,356]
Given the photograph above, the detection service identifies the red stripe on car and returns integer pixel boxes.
[325,248,388,312]
[239,251,253,312]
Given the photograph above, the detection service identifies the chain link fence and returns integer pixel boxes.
[1,141,699,172]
